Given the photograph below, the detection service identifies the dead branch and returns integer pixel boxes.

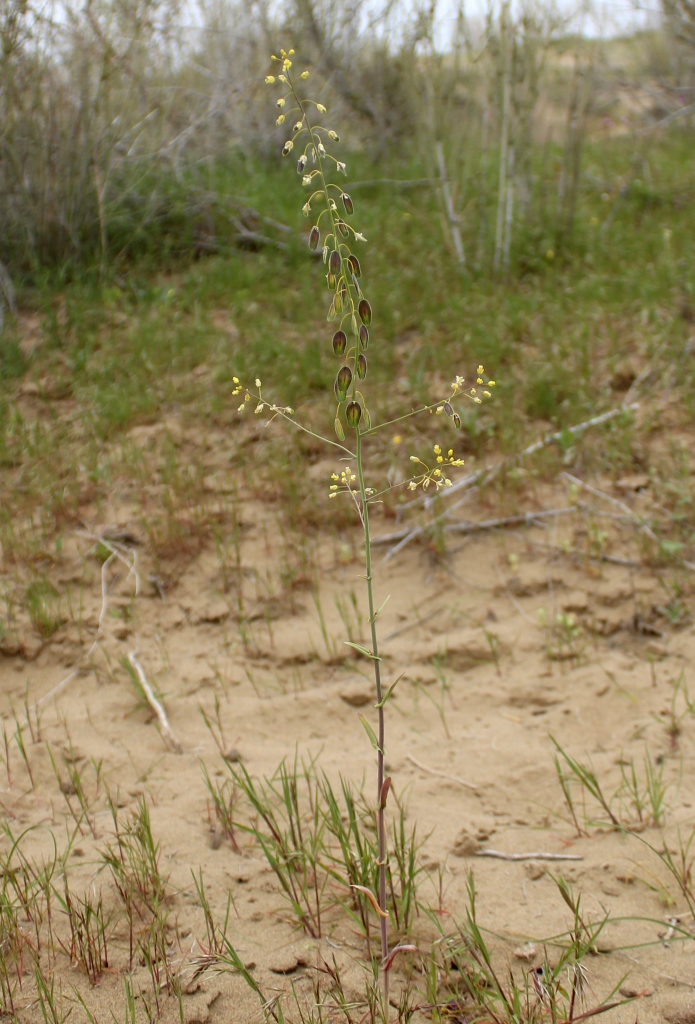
[476,849,583,861]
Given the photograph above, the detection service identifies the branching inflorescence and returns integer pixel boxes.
[231,46,495,1017]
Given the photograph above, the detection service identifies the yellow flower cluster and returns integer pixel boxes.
[407,445,464,491]
[446,364,495,406]
[231,377,293,418]
[329,467,376,500]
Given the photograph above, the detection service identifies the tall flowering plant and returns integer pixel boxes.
[233,47,494,1013]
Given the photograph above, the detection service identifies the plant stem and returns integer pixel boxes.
[355,428,389,1014]
[360,402,442,436]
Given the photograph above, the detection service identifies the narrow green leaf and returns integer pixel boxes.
[371,594,391,622]
[344,640,380,660]
[358,713,383,753]
[375,672,404,708]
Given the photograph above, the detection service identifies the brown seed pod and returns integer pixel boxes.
[348,254,361,277]
[329,250,341,275]
[359,325,369,350]
[443,402,453,417]
[358,299,372,326]
[297,155,307,173]
[453,412,462,429]
[346,401,362,428]
[337,220,350,238]
[342,193,354,216]
[357,354,367,379]
[309,225,320,250]
[332,330,347,356]
[335,365,352,401]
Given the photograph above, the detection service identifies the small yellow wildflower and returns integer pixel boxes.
[265,75,275,84]
[392,435,402,446]
[301,71,309,79]
[477,365,484,375]
[317,103,326,113]
[255,378,262,388]
[276,115,285,125]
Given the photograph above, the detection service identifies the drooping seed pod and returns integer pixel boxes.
[359,324,369,350]
[358,299,372,326]
[348,254,361,277]
[357,354,367,379]
[334,365,352,401]
[327,273,336,289]
[282,140,293,156]
[309,225,320,250]
[334,291,343,313]
[329,249,341,275]
[334,416,345,441]
[453,412,462,429]
[443,402,454,418]
[342,193,354,216]
[346,401,362,428]
[297,154,307,173]
[332,330,347,356]
[337,220,349,238]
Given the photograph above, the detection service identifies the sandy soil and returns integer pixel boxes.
[2,441,695,1023]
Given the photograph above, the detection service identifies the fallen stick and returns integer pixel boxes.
[476,850,583,862]
[374,404,639,555]
[406,754,477,791]
[516,534,644,568]
[128,649,183,754]
[446,506,578,536]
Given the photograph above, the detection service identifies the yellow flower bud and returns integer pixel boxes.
[276,114,285,125]
[276,98,285,107]
[265,75,275,84]
[317,103,326,113]
[301,70,309,79]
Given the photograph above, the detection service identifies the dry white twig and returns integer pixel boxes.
[34,533,141,710]
[406,754,477,791]
[128,648,183,754]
